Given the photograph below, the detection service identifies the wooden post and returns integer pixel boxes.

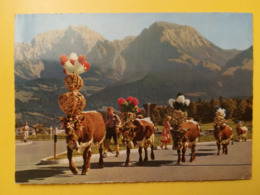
[54,127,57,159]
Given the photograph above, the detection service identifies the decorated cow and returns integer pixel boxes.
[57,111,106,175]
[171,120,200,163]
[169,93,200,164]
[236,121,248,142]
[57,53,106,175]
[120,116,155,166]
[213,107,233,155]
[117,97,155,166]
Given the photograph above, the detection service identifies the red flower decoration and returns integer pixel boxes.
[117,98,126,106]
[83,62,90,71]
[126,96,133,102]
[130,97,138,106]
[70,59,75,65]
[137,107,141,113]
[78,55,87,64]
[60,55,69,65]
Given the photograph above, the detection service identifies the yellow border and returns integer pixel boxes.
[1,0,259,194]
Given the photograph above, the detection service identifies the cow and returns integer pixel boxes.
[119,118,155,166]
[213,124,233,155]
[57,111,106,175]
[171,120,200,164]
[236,122,248,142]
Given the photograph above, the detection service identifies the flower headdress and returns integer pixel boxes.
[59,53,90,75]
[214,106,227,126]
[168,93,190,111]
[117,96,140,113]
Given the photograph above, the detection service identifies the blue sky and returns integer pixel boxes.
[15,13,252,50]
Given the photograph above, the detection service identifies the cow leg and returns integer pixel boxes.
[144,147,148,162]
[177,148,181,164]
[151,145,155,160]
[82,146,92,175]
[182,145,187,163]
[217,143,221,155]
[98,143,104,168]
[138,147,143,164]
[224,144,228,155]
[190,145,196,162]
[125,146,130,166]
[67,147,78,175]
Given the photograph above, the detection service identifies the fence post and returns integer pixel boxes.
[54,127,57,159]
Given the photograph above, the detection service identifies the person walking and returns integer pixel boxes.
[21,122,29,142]
[160,116,172,149]
[103,107,121,157]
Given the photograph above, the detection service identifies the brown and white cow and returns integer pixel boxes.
[171,120,200,164]
[214,124,233,155]
[57,111,105,175]
[119,118,155,166]
[236,122,248,142]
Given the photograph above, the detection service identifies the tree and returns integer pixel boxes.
[151,108,161,125]
[221,99,237,118]
[236,99,247,119]
[187,102,197,119]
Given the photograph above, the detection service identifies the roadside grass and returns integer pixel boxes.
[34,119,253,161]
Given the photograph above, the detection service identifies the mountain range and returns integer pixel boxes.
[15,21,253,126]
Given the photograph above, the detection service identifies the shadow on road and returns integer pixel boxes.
[90,160,175,168]
[196,152,216,156]
[197,148,216,151]
[15,166,71,183]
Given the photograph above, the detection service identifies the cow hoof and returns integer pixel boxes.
[125,162,129,167]
[71,168,78,175]
[82,168,90,175]
[81,172,87,175]
[98,164,104,168]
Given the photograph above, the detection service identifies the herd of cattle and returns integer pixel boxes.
[57,111,248,175]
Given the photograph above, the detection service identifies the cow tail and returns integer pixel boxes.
[150,133,155,145]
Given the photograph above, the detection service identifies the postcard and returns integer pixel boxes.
[15,13,252,184]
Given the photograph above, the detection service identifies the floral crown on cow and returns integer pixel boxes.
[117,96,140,113]
[60,53,90,75]
[168,93,190,111]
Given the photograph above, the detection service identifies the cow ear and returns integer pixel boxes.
[56,116,66,121]
[133,119,143,127]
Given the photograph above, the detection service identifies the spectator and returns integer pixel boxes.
[103,107,121,157]
[21,122,29,142]
[160,116,172,149]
